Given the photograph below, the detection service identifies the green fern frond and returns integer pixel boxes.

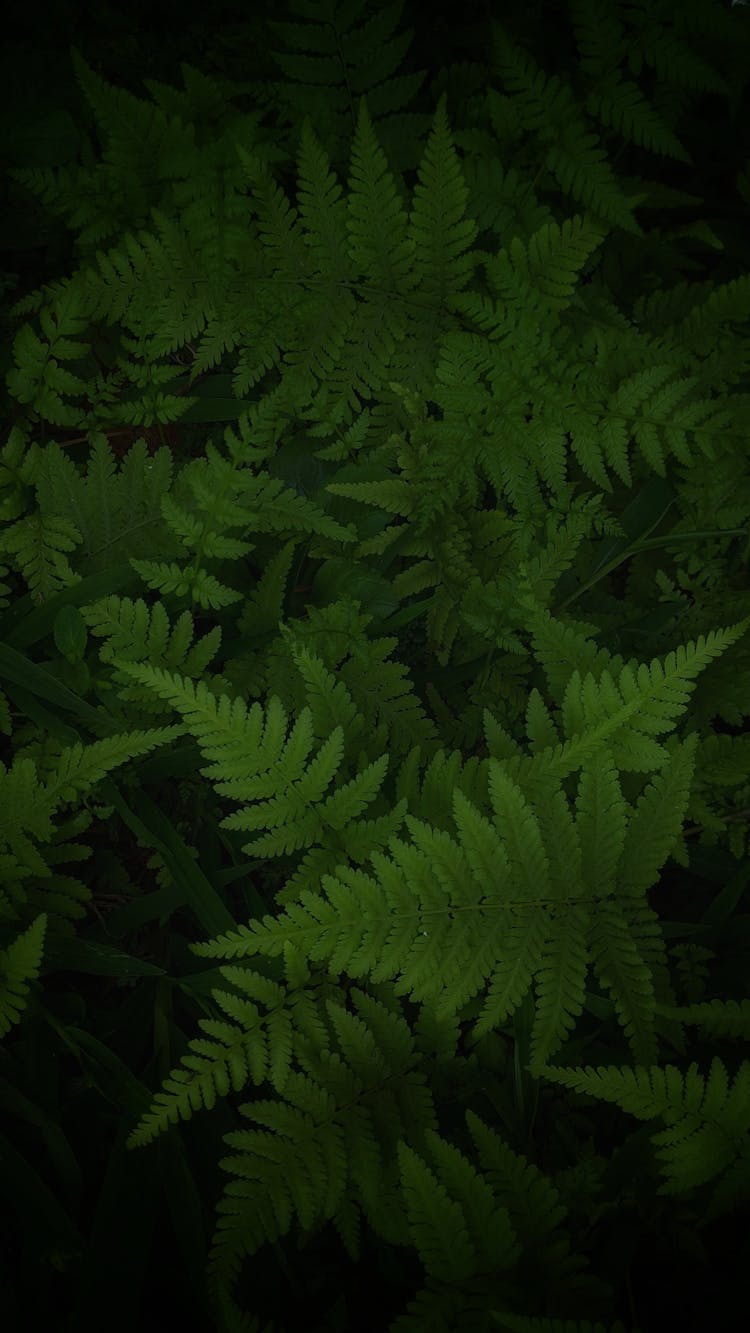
[296,117,352,283]
[109,663,387,862]
[541,1057,750,1202]
[33,434,175,569]
[129,560,239,610]
[205,989,438,1285]
[237,146,309,278]
[69,48,195,249]
[0,759,96,920]
[347,98,416,295]
[127,965,315,1149]
[587,899,659,1065]
[604,367,724,474]
[570,1,692,162]
[187,624,719,1056]
[283,638,363,739]
[556,616,750,776]
[623,1,727,93]
[617,734,699,896]
[280,620,440,760]
[524,689,560,754]
[260,0,425,161]
[586,76,691,162]
[526,609,625,706]
[2,722,180,813]
[187,734,679,1062]
[666,273,750,349]
[234,539,299,644]
[569,0,628,79]
[406,93,478,306]
[0,510,82,604]
[465,1110,596,1300]
[224,459,358,545]
[0,425,36,528]
[0,913,47,1037]
[124,440,355,609]
[6,283,93,427]
[487,764,551,899]
[80,594,223,712]
[574,751,628,898]
[107,664,294,778]
[490,27,641,234]
[655,998,750,1041]
[397,1131,519,1282]
[41,727,188,811]
[484,215,606,327]
[536,787,583,902]
[529,906,589,1073]
[460,151,551,242]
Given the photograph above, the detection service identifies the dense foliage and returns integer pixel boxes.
[2,2,750,1330]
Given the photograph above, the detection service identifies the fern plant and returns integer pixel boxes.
[2,1,750,1329]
